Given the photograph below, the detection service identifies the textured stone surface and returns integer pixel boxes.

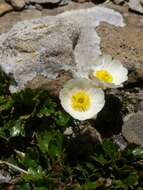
[122,112,143,145]
[0,171,11,184]
[113,133,127,150]
[0,2,13,16]
[112,0,124,4]
[7,0,26,10]
[29,0,61,3]
[141,0,143,6]
[64,121,102,144]
[97,12,143,83]
[72,0,90,3]
[0,2,95,34]
[128,0,143,14]
[20,9,42,20]
[0,6,124,95]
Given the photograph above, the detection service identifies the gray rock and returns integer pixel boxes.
[128,0,143,14]
[72,0,89,3]
[6,0,25,10]
[0,174,11,184]
[0,6,124,95]
[122,112,143,145]
[97,17,143,84]
[141,0,143,6]
[59,0,70,5]
[113,133,127,150]
[112,0,124,5]
[35,3,43,10]
[0,2,13,16]
[29,0,61,4]
[64,121,102,144]
[20,9,42,20]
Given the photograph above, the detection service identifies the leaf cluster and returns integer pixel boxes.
[0,70,143,190]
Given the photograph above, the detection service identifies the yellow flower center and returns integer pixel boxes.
[95,70,113,83]
[71,91,91,112]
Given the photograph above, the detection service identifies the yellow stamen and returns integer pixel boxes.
[95,70,113,83]
[71,91,91,112]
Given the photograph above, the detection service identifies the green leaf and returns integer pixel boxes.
[102,139,119,158]
[85,162,95,170]
[37,131,64,157]
[37,131,53,154]
[0,70,9,95]
[12,89,38,116]
[23,166,46,182]
[6,154,18,165]
[4,119,25,137]
[18,147,39,169]
[132,147,143,158]
[54,111,71,126]
[137,187,143,190]
[74,184,82,190]
[49,132,63,157]
[20,114,31,120]
[83,181,99,190]
[48,142,61,157]
[0,129,8,140]
[35,187,48,190]
[15,183,31,190]
[123,172,139,187]
[0,96,13,113]
[11,120,25,137]
[37,98,57,118]
[37,106,51,118]
[91,154,108,165]
[112,179,127,189]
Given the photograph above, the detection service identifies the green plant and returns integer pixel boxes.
[0,70,143,190]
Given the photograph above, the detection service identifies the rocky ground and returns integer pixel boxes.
[0,0,143,155]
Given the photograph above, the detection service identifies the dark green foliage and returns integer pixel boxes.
[0,69,10,95]
[0,70,143,189]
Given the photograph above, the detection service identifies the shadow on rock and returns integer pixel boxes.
[92,0,106,4]
[94,94,123,137]
[65,122,102,164]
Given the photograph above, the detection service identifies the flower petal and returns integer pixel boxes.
[59,78,105,121]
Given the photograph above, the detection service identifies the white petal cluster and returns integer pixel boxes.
[88,55,128,88]
[82,54,128,89]
[59,79,105,121]
[59,54,128,121]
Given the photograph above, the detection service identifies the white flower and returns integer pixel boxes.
[59,79,105,121]
[79,54,128,89]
